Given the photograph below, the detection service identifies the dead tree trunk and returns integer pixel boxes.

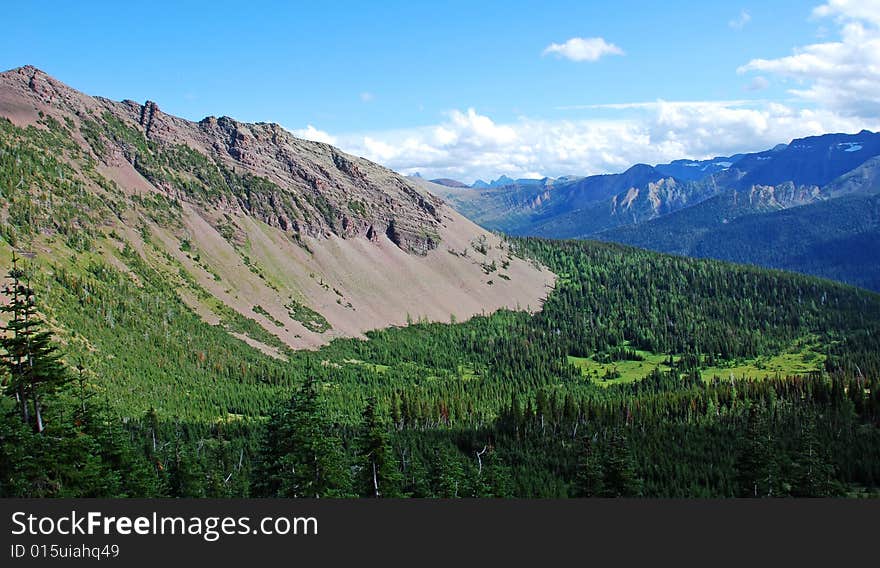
[476,446,488,476]
[33,395,44,433]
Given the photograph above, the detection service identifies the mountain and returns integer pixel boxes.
[481,175,515,188]
[469,175,559,189]
[690,194,880,291]
[0,66,553,353]
[649,131,880,190]
[599,187,880,291]
[595,135,880,291]
[729,131,880,189]
[437,130,880,238]
[654,154,746,181]
[429,129,880,290]
[435,163,694,237]
[823,155,880,197]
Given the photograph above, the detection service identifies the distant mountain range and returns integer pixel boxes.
[426,130,880,291]
[431,174,583,190]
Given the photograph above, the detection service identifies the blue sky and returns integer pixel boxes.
[4,0,879,181]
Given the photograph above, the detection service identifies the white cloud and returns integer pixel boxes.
[289,124,337,145]
[313,102,875,183]
[813,0,880,25]
[288,3,880,184]
[542,37,624,62]
[360,92,375,103]
[729,10,751,30]
[444,108,518,146]
[738,1,880,117]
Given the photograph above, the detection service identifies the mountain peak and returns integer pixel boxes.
[0,65,554,350]
[2,65,66,87]
[623,163,657,176]
[3,64,49,77]
[0,66,449,254]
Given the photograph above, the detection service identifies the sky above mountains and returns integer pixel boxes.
[3,0,880,182]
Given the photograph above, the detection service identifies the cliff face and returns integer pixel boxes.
[0,65,554,352]
[4,65,442,255]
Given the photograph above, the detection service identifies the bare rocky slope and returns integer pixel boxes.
[0,66,554,353]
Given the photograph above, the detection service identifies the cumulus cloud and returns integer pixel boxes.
[288,3,880,183]
[304,102,874,183]
[729,10,751,30]
[814,0,880,25]
[289,124,337,145]
[738,1,880,117]
[542,37,624,62]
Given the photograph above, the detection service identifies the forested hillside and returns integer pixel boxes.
[3,231,879,497]
[600,193,880,291]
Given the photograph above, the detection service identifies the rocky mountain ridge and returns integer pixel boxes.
[5,65,443,255]
[0,66,553,352]
[435,130,880,240]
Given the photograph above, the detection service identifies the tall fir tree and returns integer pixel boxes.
[601,430,643,497]
[574,436,605,497]
[252,376,352,497]
[355,398,405,498]
[0,253,68,433]
[792,414,843,497]
[736,403,783,497]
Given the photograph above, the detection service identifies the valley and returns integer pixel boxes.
[1,67,879,499]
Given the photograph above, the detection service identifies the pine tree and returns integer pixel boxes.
[0,253,69,433]
[355,397,404,498]
[735,403,782,497]
[252,377,352,497]
[574,436,605,497]
[792,414,843,497]
[472,446,513,498]
[432,445,465,498]
[601,430,642,497]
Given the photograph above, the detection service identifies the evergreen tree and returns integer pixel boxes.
[574,437,605,497]
[601,431,642,497]
[0,407,44,496]
[355,398,404,497]
[432,445,465,498]
[472,446,513,498]
[0,253,68,432]
[736,403,782,497]
[252,377,352,497]
[792,414,843,497]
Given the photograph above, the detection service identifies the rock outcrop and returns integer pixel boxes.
[2,65,443,255]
